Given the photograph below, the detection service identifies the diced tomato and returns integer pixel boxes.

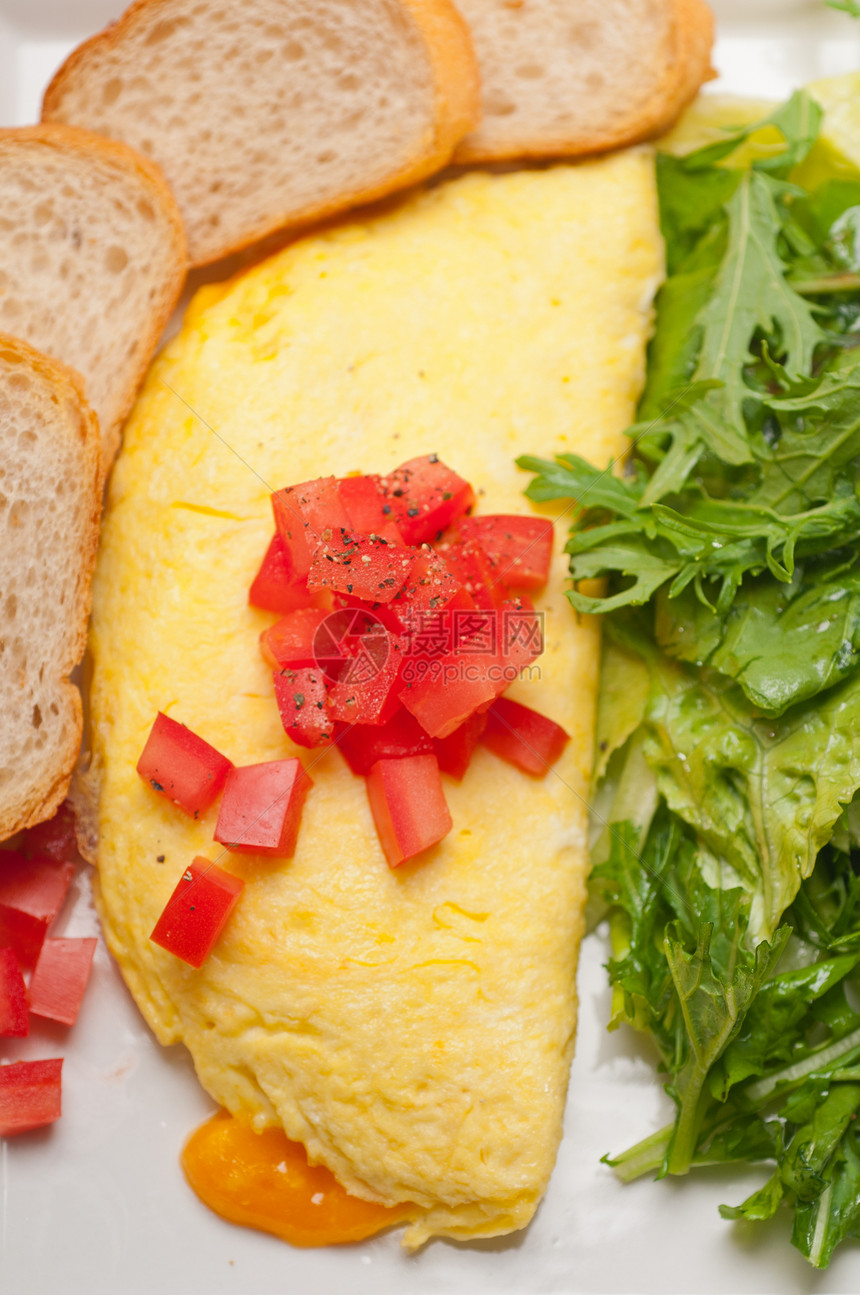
[400,646,501,738]
[439,537,509,609]
[497,594,545,674]
[214,759,313,858]
[459,515,554,590]
[0,947,29,1037]
[249,534,330,615]
[380,455,475,545]
[335,709,434,776]
[400,599,543,739]
[0,853,75,969]
[137,712,233,819]
[365,755,453,867]
[387,548,460,629]
[329,592,403,635]
[338,474,404,544]
[433,712,488,781]
[28,937,97,1027]
[21,802,79,863]
[272,477,352,582]
[260,608,330,670]
[397,587,478,691]
[307,530,416,604]
[273,668,334,747]
[150,858,244,969]
[326,627,406,726]
[0,1058,63,1135]
[481,698,570,776]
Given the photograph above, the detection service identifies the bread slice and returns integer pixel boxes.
[42,0,481,268]
[0,124,186,470]
[451,0,714,163]
[0,335,101,841]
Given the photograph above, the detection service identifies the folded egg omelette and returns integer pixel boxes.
[87,154,661,1248]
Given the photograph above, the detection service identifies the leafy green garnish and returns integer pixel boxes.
[521,90,860,1267]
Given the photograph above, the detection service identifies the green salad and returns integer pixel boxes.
[522,89,860,1269]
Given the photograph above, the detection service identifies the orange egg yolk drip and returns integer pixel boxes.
[182,1110,413,1246]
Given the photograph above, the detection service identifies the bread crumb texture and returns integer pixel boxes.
[0,125,185,467]
[0,335,100,838]
[43,0,480,265]
[453,0,714,161]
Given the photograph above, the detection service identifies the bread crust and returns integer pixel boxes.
[452,0,715,164]
[0,334,101,840]
[42,0,481,268]
[0,122,187,470]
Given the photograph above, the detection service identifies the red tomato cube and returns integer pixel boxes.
[387,548,461,631]
[433,712,488,781]
[0,853,76,969]
[380,455,475,545]
[366,755,453,867]
[249,534,329,614]
[335,709,434,776]
[137,713,233,818]
[326,627,406,726]
[260,608,331,670]
[400,646,501,738]
[214,759,313,858]
[459,515,554,590]
[28,936,97,1027]
[272,477,352,581]
[273,668,334,748]
[0,1058,63,1135]
[400,599,544,739]
[439,537,509,609]
[150,858,244,969]
[307,530,417,604]
[497,594,545,674]
[0,947,29,1037]
[21,801,79,863]
[481,698,570,776]
[338,474,404,543]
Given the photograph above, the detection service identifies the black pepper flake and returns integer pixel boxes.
[150,779,164,792]
[392,488,404,498]
[346,583,353,593]
[294,692,305,708]
[382,504,391,515]
[442,491,452,501]
[156,854,165,863]
[407,507,419,517]
[429,453,439,463]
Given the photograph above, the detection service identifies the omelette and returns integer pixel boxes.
[86,156,661,1247]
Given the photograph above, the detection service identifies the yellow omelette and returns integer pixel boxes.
[87,155,661,1247]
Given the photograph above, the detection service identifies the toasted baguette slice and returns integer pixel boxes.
[0,125,186,471]
[42,0,481,268]
[452,0,714,163]
[0,335,101,841]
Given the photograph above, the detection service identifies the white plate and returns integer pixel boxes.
[2,4,860,1292]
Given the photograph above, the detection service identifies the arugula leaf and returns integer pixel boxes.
[695,170,826,424]
[654,559,860,714]
[663,921,788,1173]
[644,655,860,937]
